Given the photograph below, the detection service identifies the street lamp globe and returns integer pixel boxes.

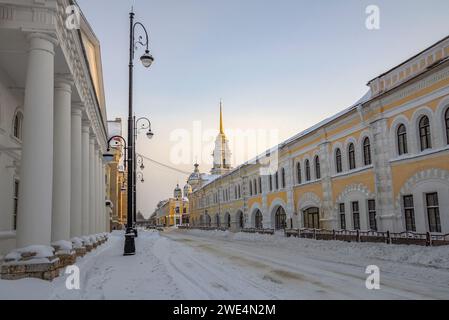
[140,50,154,68]
[146,129,154,139]
[103,150,114,163]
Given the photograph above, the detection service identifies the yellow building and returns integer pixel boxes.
[189,35,449,235]
[107,118,128,230]
[154,185,190,227]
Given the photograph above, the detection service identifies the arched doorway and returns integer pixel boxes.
[225,213,231,229]
[254,209,263,229]
[274,206,287,230]
[303,207,320,229]
[236,211,244,229]
[216,214,220,227]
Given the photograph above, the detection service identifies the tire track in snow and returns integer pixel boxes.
[153,236,280,299]
[163,231,449,299]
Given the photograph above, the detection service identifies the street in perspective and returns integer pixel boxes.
[0,0,448,309]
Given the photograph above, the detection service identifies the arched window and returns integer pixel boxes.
[269,175,273,191]
[274,206,287,230]
[445,108,449,145]
[249,180,253,196]
[363,137,372,166]
[348,143,356,170]
[296,162,302,184]
[419,116,432,151]
[281,168,286,188]
[255,210,263,229]
[253,179,257,195]
[305,160,311,181]
[13,111,23,140]
[314,156,321,179]
[335,148,342,173]
[275,171,279,190]
[397,124,408,155]
[258,177,262,194]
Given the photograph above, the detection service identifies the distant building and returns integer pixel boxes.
[153,185,190,227]
[107,118,128,230]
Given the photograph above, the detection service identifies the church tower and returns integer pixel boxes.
[211,100,232,175]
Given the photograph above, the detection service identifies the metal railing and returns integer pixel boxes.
[284,228,449,247]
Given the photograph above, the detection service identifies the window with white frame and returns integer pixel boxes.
[305,160,311,181]
[426,192,441,233]
[314,156,321,179]
[296,162,302,184]
[351,201,360,230]
[363,138,372,166]
[397,124,408,155]
[419,116,432,151]
[368,199,377,231]
[403,195,416,232]
[335,148,342,173]
[281,168,286,188]
[348,143,356,170]
[275,171,279,189]
[339,203,346,230]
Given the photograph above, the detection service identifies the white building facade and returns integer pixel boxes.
[0,0,109,257]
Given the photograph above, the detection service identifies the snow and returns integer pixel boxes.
[5,245,55,262]
[51,240,73,251]
[188,230,449,269]
[0,229,448,300]
[71,237,84,249]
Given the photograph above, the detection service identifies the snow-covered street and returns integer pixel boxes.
[1,229,448,300]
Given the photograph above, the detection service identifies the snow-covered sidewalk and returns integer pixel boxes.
[0,229,448,300]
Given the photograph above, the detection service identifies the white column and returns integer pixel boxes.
[81,122,90,235]
[101,161,106,232]
[89,136,96,235]
[98,153,104,232]
[51,76,73,242]
[17,33,57,247]
[70,104,83,237]
[94,145,100,233]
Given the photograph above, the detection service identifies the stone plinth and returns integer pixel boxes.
[1,258,60,281]
[74,247,86,257]
[55,251,76,269]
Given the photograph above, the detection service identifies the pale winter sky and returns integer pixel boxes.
[77,0,449,217]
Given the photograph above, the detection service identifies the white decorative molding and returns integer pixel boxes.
[394,168,449,210]
[334,183,375,211]
[298,192,322,211]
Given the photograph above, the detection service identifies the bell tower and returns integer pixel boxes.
[211,100,232,175]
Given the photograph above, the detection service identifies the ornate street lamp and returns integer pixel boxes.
[103,135,127,168]
[124,9,154,255]
[136,172,144,183]
[132,117,153,238]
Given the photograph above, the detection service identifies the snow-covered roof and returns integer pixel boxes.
[192,90,372,192]
[200,173,221,188]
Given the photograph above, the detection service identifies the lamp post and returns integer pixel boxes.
[132,117,153,237]
[125,9,154,256]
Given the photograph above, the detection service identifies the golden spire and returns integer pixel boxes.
[219,99,224,134]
